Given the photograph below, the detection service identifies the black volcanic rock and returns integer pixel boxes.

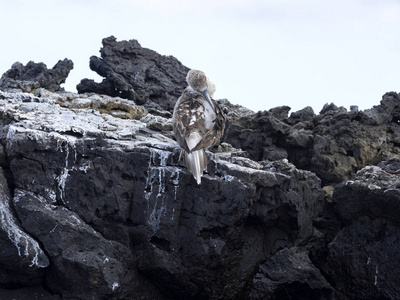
[0,168,49,287]
[223,109,291,162]
[0,89,327,299]
[249,246,332,299]
[73,36,400,185]
[1,37,400,299]
[222,92,400,186]
[0,59,73,92]
[0,285,60,300]
[13,189,137,299]
[77,36,189,111]
[324,160,400,299]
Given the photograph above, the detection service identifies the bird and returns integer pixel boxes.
[172,69,226,184]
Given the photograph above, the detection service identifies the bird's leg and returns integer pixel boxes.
[178,149,184,162]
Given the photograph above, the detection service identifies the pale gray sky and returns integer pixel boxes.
[1,0,400,113]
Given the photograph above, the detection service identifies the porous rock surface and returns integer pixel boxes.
[77,36,189,111]
[0,36,399,299]
[324,159,400,300]
[77,37,400,186]
[0,59,73,93]
[224,94,400,187]
[0,89,326,299]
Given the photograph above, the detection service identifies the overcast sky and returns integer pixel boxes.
[1,0,400,113]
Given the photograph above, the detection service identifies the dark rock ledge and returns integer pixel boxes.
[0,36,399,299]
[0,89,326,299]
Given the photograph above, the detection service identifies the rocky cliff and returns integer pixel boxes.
[0,36,399,299]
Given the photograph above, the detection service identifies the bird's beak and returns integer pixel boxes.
[201,89,215,110]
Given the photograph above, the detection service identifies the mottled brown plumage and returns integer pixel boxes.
[172,70,226,184]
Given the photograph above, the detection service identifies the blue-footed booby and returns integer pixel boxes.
[172,70,226,184]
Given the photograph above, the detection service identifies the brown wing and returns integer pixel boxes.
[172,91,206,153]
[191,99,226,151]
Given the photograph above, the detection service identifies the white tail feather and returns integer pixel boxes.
[185,149,207,185]
[186,132,202,151]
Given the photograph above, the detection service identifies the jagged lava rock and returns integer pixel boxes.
[0,168,49,286]
[222,93,400,186]
[0,59,73,93]
[64,36,400,185]
[325,158,400,299]
[77,36,189,111]
[0,89,327,299]
[13,189,136,300]
[1,36,399,299]
[249,246,332,299]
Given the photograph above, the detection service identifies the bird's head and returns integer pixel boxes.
[186,69,215,110]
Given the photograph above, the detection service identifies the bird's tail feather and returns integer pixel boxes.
[185,149,207,185]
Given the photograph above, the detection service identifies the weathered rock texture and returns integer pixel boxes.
[77,37,400,187]
[0,90,327,299]
[223,96,400,187]
[77,36,189,111]
[324,159,400,300]
[0,59,73,93]
[0,36,399,299]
